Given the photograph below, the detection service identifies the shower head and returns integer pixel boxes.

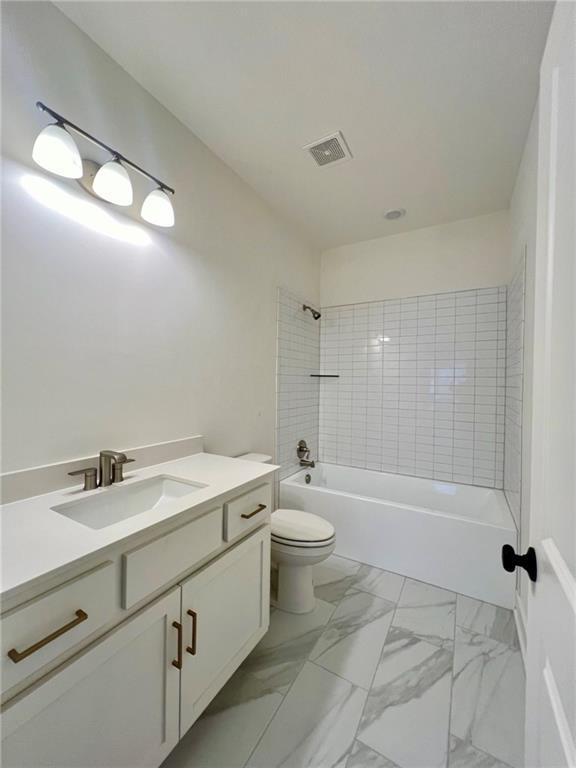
[303,304,322,320]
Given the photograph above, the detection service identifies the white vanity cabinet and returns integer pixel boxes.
[1,588,182,768]
[179,526,270,735]
[1,476,273,768]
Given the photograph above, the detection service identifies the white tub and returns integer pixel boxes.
[280,463,517,608]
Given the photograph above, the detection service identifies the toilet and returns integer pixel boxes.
[270,508,335,614]
[237,453,336,614]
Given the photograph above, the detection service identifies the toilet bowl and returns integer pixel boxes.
[236,453,336,614]
[271,509,335,614]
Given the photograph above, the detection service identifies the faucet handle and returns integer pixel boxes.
[112,457,135,484]
[68,467,98,491]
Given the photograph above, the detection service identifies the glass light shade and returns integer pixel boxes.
[32,123,83,179]
[140,188,175,227]
[92,159,133,206]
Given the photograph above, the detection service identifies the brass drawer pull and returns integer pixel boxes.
[172,621,183,670]
[7,609,88,664]
[241,503,267,520]
[186,609,197,656]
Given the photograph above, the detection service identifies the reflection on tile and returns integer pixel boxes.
[451,628,524,768]
[393,578,456,646]
[346,741,399,768]
[241,600,334,694]
[247,662,367,768]
[162,669,282,768]
[310,591,396,689]
[456,595,518,647]
[347,565,405,604]
[448,735,513,768]
[358,627,453,768]
[314,555,361,604]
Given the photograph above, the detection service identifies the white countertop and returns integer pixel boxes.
[0,453,278,602]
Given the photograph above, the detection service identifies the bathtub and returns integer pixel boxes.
[280,463,517,608]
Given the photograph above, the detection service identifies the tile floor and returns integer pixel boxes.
[162,555,524,768]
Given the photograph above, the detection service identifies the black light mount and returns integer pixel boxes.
[36,101,175,195]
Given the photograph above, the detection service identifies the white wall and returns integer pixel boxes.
[1,2,319,473]
[320,211,510,307]
[509,106,539,617]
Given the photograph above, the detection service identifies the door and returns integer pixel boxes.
[179,527,270,736]
[524,3,576,767]
[1,589,181,768]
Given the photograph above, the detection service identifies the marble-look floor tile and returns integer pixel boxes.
[345,740,399,768]
[162,669,282,768]
[358,626,453,768]
[451,628,524,768]
[247,662,367,768]
[393,578,456,647]
[240,600,334,695]
[314,555,361,604]
[448,735,513,768]
[455,595,518,648]
[310,592,396,689]
[346,565,405,604]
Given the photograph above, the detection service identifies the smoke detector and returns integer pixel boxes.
[303,131,352,167]
[383,208,406,220]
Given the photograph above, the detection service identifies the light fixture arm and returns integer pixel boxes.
[36,101,175,195]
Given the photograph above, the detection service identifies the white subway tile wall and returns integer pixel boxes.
[504,258,526,527]
[319,287,507,488]
[276,289,321,479]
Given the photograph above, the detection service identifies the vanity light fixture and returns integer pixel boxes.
[32,123,83,179]
[32,102,175,227]
[140,188,175,228]
[92,158,133,206]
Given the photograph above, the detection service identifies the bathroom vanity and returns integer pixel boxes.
[0,453,276,768]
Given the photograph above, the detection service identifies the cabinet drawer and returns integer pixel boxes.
[224,484,272,542]
[122,507,223,608]
[1,562,116,695]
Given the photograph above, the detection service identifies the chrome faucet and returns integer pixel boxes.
[99,450,134,487]
[297,439,315,468]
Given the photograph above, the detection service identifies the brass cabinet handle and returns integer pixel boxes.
[171,621,183,670]
[7,609,88,664]
[186,609,197,656]
[241,503,267,520]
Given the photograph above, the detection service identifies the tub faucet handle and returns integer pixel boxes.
[297,439,309,459]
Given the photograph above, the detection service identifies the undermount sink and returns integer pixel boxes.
[52,475,208,530]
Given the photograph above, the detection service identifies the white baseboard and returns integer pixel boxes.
[1,435,204,504]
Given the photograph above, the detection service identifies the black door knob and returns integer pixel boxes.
[501,544,537,582]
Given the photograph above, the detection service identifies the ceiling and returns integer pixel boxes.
[57,1,553,249]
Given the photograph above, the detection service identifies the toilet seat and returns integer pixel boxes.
[271,534,335,549]
[271,509,335,546]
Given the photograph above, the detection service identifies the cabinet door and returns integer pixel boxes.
[179,526,270,736]
[2,589,181,768]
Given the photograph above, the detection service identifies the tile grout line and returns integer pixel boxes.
[345,575,409,764]
[242,573,349,768]
[444,582,458,768]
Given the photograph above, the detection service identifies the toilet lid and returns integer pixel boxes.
[271,509,334,543]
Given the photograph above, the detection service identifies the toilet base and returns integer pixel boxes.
[271,536,335,615]
[275,563,315,614]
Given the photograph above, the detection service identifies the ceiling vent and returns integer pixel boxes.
[303,131,352,167]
